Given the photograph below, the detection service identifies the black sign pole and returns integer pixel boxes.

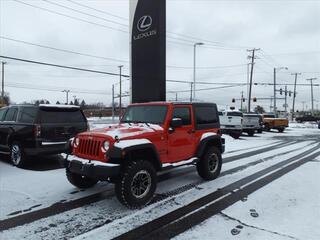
[130,0,166,103]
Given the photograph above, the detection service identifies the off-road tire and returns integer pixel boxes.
[10,142,28,167]
[66,168,98,189]
[247,130,255,137]
[230,132,241,139]
[264,124,271,132]
[197,146,222,180]
[115,160,157,208]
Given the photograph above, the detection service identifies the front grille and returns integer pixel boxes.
[77,138,102,157]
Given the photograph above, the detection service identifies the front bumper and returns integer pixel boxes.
[221,138,225,153]
[66,155,120,181]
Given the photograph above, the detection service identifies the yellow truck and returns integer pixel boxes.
[262,114,289,133]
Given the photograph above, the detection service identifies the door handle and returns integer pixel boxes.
[188,129,195,134]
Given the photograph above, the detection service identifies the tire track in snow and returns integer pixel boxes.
[112,144,320,240]
[0,140,297,231]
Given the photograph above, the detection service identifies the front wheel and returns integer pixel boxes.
[197,146,222,180]
[115,160,157,208]
[10,142,28,167]
[66,169,98,189]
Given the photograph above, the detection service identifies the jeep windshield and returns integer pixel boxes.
[121,105,168,124]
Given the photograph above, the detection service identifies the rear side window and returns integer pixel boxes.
[194,105,219,130]
[0,108,7,121]
[4,108,18,122]
[39,109,85,124]
[18,107,38,123]
[227,112,243,117]
[172,107,191,125]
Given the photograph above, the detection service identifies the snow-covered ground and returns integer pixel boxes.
[0,123,319,240]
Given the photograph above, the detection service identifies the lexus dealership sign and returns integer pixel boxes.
[130,0,166,103]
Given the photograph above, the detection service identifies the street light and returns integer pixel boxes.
[273,67,288,116]
[193,42,204,101]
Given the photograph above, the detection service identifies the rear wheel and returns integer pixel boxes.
[278,128,285,133]
[247,130,255,136]
[10,142,28,167]
[197,146,222,180]
[230,132,241,139]
[115,160,157,208]
[257,129,263,134]
[66,169,98,189]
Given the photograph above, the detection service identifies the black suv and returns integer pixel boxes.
[0,104,88,167]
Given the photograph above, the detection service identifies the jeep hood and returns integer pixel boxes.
[78,123,164,140]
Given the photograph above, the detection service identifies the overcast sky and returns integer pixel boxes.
[0,0,319,111]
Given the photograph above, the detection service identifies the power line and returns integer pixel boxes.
[12,0,128,34]
[1,36,251,70]
[65,0,129,21]
[1,36,129,63]
[0,55,130,77]
[42,0,128,27]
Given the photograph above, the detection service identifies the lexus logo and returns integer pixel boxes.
[137,15,152,32]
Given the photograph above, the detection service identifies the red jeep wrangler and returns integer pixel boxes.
[65,102,225,208]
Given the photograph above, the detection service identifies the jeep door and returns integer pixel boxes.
[168,105,196,162]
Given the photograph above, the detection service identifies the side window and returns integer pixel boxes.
[4,108,18,122]
[195,106,218,125]
[0,108,7,121]
[18,107,37,123]
[172,107,191,125]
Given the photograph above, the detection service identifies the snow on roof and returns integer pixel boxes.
[39,104,80,109]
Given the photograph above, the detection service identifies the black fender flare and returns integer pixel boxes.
[196,135,225,159]
[107,142,162,171]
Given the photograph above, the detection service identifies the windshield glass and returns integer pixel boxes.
[264,114,275,118]
[227,112,243,117]
[121,105,168,124]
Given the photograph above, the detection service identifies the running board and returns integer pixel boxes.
[162,158,199,171]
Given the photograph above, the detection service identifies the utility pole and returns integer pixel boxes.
[118,65,123,119]
[291,73,301,120]
[302,101,305,112]
[284,85,288,114]
[1,61,7,104]
[193,42,204,100]
[306,78,317,116]
[190,82,193,102]
[273,67,288,117]
[247,48,260,113]
[62,90,70,104]
[240,91,244,111]
[112,84,115,121]
[175,92,178,102]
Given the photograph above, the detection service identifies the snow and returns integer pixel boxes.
[67,155,120,167]
[114,139,151,148]
[175,159,320,240]
[0,123,319,240]
[39,104,80,109]
[200,132,216,141]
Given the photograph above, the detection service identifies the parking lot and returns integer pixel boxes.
[0,121,319,240]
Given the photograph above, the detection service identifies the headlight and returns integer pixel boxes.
[103,141,110,151]
[73,137,80,147]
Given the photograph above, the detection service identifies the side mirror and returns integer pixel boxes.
[170,118,183,128]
